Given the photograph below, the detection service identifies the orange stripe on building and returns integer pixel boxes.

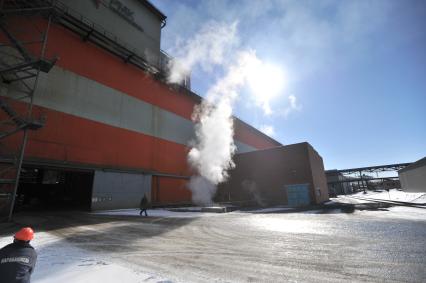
[3,18,280,151]
[1,102,191,175]
[43,21,279,150]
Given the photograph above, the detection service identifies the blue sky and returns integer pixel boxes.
[151,0,426,170]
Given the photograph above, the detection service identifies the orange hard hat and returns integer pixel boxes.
[14,227,34,241]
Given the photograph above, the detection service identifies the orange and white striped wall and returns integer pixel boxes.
[1,18,281,207]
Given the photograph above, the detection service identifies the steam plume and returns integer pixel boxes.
[167,21,238,84]
[167,23,263,205]
[188,51,262,205]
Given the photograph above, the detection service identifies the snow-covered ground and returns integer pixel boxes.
[240,206,293,213]
[92,208,221,218]
[2,203,425,283]
[356,206,426,221]
[352,189,426,204]
[93,206,296,216]
[0,232,170,283]
[328,196,370,205]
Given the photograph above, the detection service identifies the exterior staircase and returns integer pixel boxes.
[0,0,56,221]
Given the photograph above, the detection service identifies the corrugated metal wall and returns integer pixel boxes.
[92,171,152,210]
[151,176,191,204]
[0,16,281,206]
[399,166,426,193]
[63,0,162,67]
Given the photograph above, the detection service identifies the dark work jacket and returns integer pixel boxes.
[140,195,149,209]
[0,241,37,283]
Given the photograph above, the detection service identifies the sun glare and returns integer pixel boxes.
[247,62,287,104]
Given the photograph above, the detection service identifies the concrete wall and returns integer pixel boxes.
[399,165,426,192]
[92,171,151,210]
[217,143,327,206]
[63,0,162,66]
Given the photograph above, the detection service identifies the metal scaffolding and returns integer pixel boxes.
[326,162,412,196]
[0,0,56,221]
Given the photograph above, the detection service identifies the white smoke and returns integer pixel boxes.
[167,22,272,205]
[188,176,216,206]
[188,51,261,205]
[167,21,238,84]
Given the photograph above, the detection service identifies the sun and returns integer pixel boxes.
[246,61,287,113]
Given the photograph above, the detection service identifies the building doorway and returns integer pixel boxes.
[16,167,94,211]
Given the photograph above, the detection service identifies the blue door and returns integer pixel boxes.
[286,184,311,207]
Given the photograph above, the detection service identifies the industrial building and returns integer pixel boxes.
[0,0,329,218]
[325,170,353,196]
[326,162,411,196]
[216,143,329,206]
[0,0,281,217]
[399,157,426,192]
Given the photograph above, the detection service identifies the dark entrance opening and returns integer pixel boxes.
[16,167,94,211]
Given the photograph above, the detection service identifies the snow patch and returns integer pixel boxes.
[355,206,426,221]
[0,232,170,283]
[35,262,158,283]
[353,189,426,204]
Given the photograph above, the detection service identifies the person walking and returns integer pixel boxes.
[139,194,149,216]
[0,227,37,283]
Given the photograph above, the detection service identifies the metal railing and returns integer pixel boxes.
[47,0,191,89]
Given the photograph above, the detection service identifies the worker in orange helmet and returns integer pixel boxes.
[0,227,37,283]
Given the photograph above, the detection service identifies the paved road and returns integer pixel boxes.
[4,207,426,283]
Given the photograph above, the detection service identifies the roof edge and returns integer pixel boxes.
[234,117,282,147]
[138,0,167,21]
[399,157,426,173]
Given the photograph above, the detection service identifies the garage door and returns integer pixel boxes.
[91,171,151,210]
[286,184,311,207]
